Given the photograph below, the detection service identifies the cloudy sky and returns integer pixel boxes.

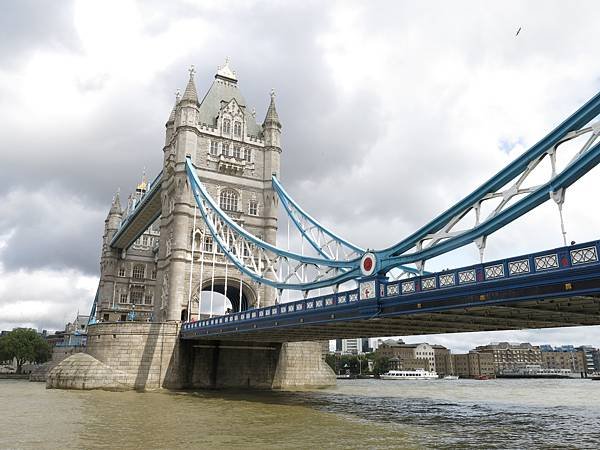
[1,0,600,352]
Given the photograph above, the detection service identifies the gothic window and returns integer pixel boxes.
[132,264,145,280]
[151,268,157,280]
[222,118,231,134]
[202,235,213,253]
[144,293,153,305]
[245,148,252,162]
[120,293,128,303]
[233,145,241,159]
[248,200,258,216]
[210,141,219,156]
[219,189,238,212]
[233,121,242,137]
[222,142,230,157]
[130,286,144,305]
[118,266,126,277]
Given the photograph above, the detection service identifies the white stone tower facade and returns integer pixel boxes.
[156,61,281,322]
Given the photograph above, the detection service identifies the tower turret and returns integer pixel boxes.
[105,190,123,245]
[165,90,180,145]
[263,89,282,149]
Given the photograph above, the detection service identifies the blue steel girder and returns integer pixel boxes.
[186,158,362,291]
[272,175,423,278]
[376,89,600,271]
[379,137,600,271]
[181,240,600,341]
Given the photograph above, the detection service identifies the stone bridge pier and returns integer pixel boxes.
[47,322,335,390]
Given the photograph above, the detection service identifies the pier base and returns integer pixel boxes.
[47,323,335,391]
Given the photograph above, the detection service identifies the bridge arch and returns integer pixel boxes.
[191,277,256,316]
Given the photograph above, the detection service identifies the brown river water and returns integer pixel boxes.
[1,378,599,449]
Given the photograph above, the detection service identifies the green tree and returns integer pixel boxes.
[0,328,51,374]
[372,355,390,377]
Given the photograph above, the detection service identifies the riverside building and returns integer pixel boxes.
[475,342,542,372]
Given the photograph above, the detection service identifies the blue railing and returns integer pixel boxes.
[182,240,599,333]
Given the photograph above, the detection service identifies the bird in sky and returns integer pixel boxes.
[516,27,522,36]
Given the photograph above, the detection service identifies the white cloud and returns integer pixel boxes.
[0,264,97,332]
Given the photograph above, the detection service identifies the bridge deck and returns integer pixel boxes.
[110,172,162,250]
[181,241,600,342]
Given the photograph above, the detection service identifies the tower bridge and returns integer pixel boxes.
[48,61,600,391]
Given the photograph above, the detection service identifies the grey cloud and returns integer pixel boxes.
[0,0,79,68]
[0,186,105,274]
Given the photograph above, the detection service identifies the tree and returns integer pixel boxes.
[372,355,390,377]
[0,328,51,374]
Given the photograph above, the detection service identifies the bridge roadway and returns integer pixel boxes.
[110,171,163,250]
[181,241,600,342]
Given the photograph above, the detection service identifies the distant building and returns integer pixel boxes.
[63,315,89,347]
[452,352,495,378]
[593,348,600,372]
[540,345,587,374]
[578,346,596,373]
[376,339,448,373]
[334,338,370,355]
[475,342,542,373]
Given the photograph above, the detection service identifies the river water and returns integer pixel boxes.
[1,378,599,449]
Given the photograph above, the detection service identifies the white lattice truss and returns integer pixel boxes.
[187,162,358,291]
[399,120,600,266]
[279,197,362,261]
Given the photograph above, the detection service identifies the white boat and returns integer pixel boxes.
[380,369,438,380]
[443,375,459,380]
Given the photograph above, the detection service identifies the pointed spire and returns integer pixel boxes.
[263,88,281,127]
[109,189,122,215]
[181,65,198,103]
[167,89,180,123]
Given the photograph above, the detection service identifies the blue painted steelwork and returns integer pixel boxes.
[109,170,163,248]
[273,175,423,276]
[272,174,363,256]
[186,158,362,290]
[380,139,600,269]
[181,240,600,338]
[378,89,600,260]
[87,287,99,325]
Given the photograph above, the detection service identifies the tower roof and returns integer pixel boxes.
[196,59,262,137]
[263,89,281,127]
[181,65,198,103]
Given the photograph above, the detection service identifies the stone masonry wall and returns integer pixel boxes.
[189,340,336,389]
[85,322,184,390]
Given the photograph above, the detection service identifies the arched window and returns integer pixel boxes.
[233,121,242,137]
[132,264,145,280]
[222,118,231,134]
[233,145,241,159]
[245,148,252,162]
[222,142,230,157]
[219,190,238,212]
[248,200,258,216]
[210,141,219,156]
[130,286,144,305]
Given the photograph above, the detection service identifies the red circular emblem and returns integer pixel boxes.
[360,252,377,276]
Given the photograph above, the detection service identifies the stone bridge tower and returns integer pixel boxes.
[156,61,281,322]
[48,62,335,391]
